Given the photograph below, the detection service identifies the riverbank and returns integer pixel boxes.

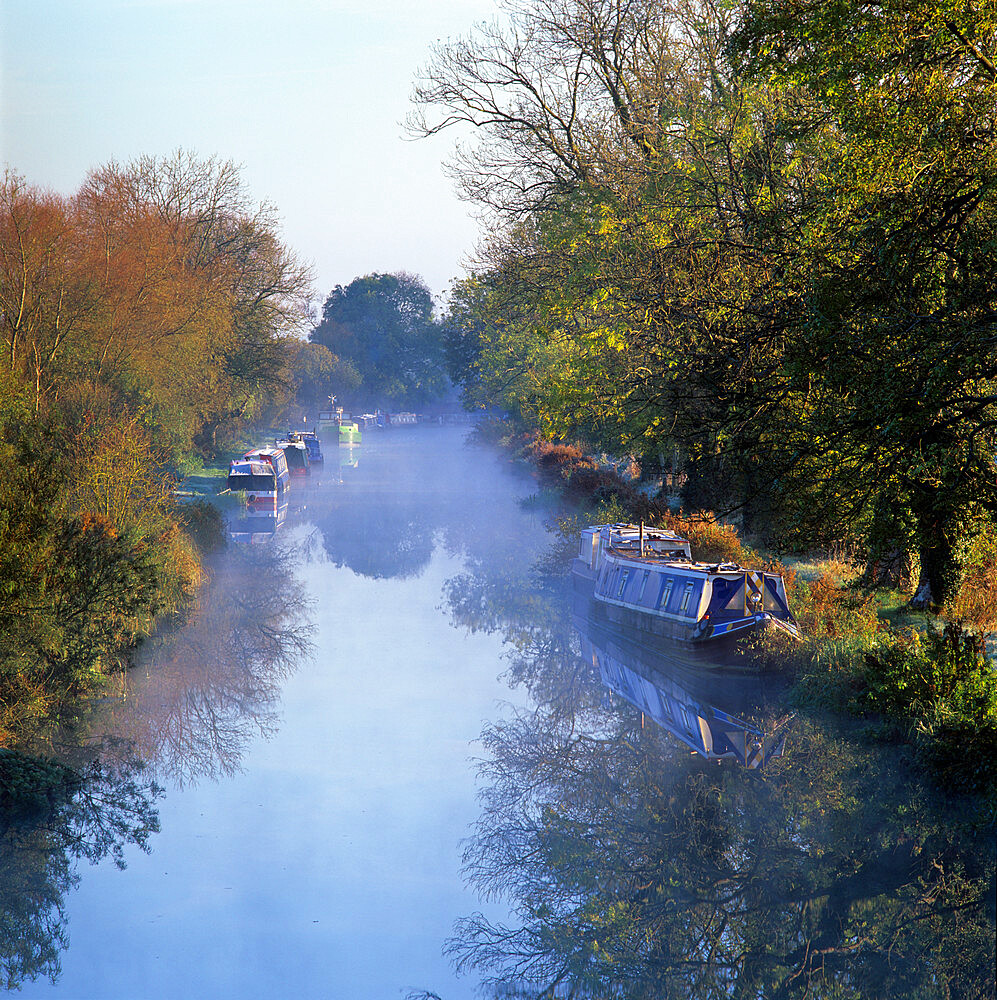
[488,422,997,814]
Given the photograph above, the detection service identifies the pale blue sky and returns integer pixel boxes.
[0,0,499,301]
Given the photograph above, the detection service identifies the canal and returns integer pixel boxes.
[11,427,542,998]
[5,425,995,998]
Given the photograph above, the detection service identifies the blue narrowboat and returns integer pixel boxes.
[288,430,323,464]
[572,523,800,645]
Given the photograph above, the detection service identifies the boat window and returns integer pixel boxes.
[682,580,704,616]
[679,581,695,614]
[227,474,276,492]
[637,570,650,602]
[655,576,674,610]
[617,570,630,599]
[707,577,742,614]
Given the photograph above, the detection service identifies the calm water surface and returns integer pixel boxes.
[5,426,995,999]
[13,427,543,999]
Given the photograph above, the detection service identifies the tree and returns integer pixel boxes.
[310,272,449,409]
[415,0,997,606]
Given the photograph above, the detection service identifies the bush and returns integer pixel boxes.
[857,623,997,724]
[944,520,997,631]
[793,574,881,642]
[179,500,227,554]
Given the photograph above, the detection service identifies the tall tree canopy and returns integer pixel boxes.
[413,0,997,608]
[310,272,449,410]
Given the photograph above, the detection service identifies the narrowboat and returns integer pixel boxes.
[227,450,290,508]
[572,523,800,645]
[317,407,362,445]
[234,447,291,504]
[276,438,310,475]
[288,430,323,464]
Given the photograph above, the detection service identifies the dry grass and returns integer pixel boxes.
[944,527,997,633]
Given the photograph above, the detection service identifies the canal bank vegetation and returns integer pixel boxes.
[416,1,997,804]
[0,153,313,745]
[494,422,997,808]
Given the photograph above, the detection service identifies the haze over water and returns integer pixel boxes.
[7,425,994,999]
[15,426,542,999]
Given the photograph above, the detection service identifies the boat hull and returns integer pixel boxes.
[572,559,778,650]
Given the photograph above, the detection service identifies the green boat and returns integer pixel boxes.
[317,406,362,446]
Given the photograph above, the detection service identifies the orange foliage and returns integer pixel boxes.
[793,573,881,640]
[654,511,751,565]
[944,529,997,632]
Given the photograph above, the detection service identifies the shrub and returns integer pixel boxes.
[944,521,997,631]
[793,574,881,642]
[179,500,227,553]
[651,511,752,565]
[857,623,997,724]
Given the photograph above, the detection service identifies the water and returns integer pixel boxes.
[8,427,543,999]
[4,426,995,999]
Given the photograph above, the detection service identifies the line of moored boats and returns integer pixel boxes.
[227,409,366,508]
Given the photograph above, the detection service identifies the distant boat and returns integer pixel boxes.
[276,437,310,475]
[228,448,291,506]
[287,430,323,464]
[317,407,362,445]
[572,523,800,646]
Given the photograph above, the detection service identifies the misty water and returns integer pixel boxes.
[4,427,994,998]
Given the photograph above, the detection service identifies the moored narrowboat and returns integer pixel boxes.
[288,430,323,464]
[236,447,291,503]
[228,453,289,508]
[572,523,800,645]
[317,406,362,445]
[276,437,310,475]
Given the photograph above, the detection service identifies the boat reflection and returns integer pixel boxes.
[229,501,288,544]
[576,617,791,767]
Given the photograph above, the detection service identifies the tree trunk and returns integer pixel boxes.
[910,506,973,611]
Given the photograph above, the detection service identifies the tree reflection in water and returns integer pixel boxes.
[97,541,314,788]
[0,540,314,988]
[439,548,996,1000]
[0,743,162,989]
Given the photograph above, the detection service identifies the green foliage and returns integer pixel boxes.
[417,0,997,613]
[858,624,997,725]
[311,272,450,409]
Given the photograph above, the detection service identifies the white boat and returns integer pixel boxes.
[572,523,801,645]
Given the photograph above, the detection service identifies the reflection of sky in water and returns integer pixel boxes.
[18,428,536,999]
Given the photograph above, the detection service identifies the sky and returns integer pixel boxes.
[0,0,501,304]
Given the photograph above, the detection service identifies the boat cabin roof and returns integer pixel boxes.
[229,461,274,477]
